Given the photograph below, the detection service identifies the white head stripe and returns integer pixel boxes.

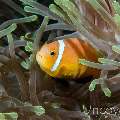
[51,40,65,72]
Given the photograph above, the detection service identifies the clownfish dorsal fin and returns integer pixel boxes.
[51,39,65,72]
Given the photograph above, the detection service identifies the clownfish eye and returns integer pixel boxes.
[50,51,55,56]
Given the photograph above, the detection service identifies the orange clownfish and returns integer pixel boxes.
[36,38,101,79]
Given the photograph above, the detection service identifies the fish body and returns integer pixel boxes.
[36,38,101,79]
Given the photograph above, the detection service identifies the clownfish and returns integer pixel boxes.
[36,38,101,79]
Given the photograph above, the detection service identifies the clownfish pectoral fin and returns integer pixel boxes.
[52,64,67,78]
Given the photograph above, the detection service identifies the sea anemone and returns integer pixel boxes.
[0,0,120,120]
